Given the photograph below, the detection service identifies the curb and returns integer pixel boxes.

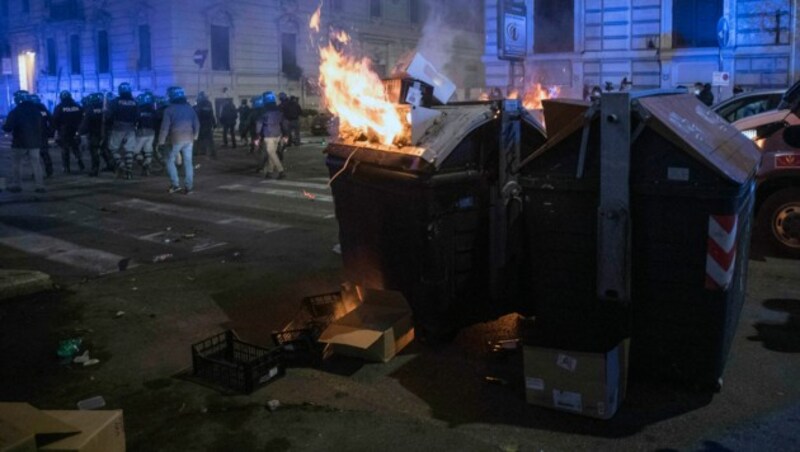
[0,269,54,301]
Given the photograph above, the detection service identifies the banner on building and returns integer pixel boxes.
[497,1,527,61]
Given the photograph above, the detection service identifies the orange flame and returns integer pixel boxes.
[310,3,322,32]
[522,83,560,110]
[333,30,350,44]
[319,40,404,146]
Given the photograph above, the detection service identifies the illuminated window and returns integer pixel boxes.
[211,25,230,71]
[46,38,57,76]
[673,0,722,48]
[97,30,110,74]
[370,0,381,18]
[139,25,151,70]
[534,0,574,53]
[70,34,81,74]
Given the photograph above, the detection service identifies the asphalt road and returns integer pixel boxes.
[0,136,799,451]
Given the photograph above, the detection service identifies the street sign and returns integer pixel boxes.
[193,49,208,69]
[712,71,730,86]
[497,1,527,61]
[717,17,731,48]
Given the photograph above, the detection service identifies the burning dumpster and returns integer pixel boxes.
[325,96,546,341]
[519,92,761,391]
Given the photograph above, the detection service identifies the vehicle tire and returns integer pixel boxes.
[758,187,800,258]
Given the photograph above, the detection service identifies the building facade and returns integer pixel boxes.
[484,0,800,100]
[0,0,484,114]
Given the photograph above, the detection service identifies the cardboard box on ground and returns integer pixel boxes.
[318,288,415,362]
[523,339,630,420]
[0,403,124,452]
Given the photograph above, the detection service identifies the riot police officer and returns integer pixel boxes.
[134,92,157,175]
[79,93,106,177]
[53,90,85,173]
[194,91,216,159]
[106,82,139,179]
[27,94,54,178]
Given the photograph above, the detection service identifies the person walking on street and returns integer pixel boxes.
[258,91,285,179]
[29,94,54,178]
[159,86,199,194]
[194,92,216,159]
[246,95,264,155]
[284,95,303,146]
[106,83,139,179]
[2,91,46,193]
[237,99,251,145]
[78,93,105,177]
[133,93,157,176]
[698,83,715,107]
[53,90,85,173]
[220,99,238,148]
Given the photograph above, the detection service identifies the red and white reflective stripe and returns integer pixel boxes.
[705,214,738,290]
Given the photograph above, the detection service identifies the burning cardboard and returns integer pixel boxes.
[403,53,456,104]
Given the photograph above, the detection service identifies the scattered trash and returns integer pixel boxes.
[118,257,131,272]
[183,233,196,239]
[77,396,106,410]
[131,287,138,291]
[163,239,172,244]
[114,311,125,318]
[179,403,186,413]
[73,351,90,364]
[166,227,173,231]
[266,400,281,412]
[83,358,101,367]
[484,376,509,386]
[186,276,196,281]
[232,252,241,258]
[57,338,83,359]
[194,164,201,169]
[331,244,342,255]
[200,407,208,414]
[490,338,520,352]
[303,190,316,200]
[152,253,173,263]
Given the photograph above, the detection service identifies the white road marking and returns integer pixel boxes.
[0,223,135,274]
[218,184,334,203]
[114,198,288,233]
[258,179,331,191]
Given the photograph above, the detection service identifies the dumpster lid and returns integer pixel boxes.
[330,103,544,169]
[542,98,591,138]
[637,94,761,184]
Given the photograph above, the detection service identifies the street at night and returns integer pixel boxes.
[2,0,800,451]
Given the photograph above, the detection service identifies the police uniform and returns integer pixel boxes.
[30,97,54,178]
[107,84,139,178]
[53,93,85,173]
[79,94,105,177]
[134,94,157,175]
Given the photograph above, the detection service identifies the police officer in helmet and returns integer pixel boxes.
[53,90,85,173]
[107,82,139,179]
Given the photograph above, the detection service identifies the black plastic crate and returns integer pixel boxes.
[303,291,346,320]
[192,330,285,394]
[271,328,327,368]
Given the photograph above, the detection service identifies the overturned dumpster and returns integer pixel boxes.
[325,97,546,342]
[520,92,761,391]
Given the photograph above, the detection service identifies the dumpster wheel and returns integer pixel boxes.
[759,188,800,258]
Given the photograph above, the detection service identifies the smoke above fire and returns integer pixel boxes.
[401,0,484,95]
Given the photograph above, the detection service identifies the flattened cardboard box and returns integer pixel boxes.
[523,339,630,420]
[0,403,124,452]
[318,289,414,362]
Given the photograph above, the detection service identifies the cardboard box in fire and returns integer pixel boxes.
[404,53,456,105]
[0,403,125,452]
[318,288,414,363]
[523,339,630,420]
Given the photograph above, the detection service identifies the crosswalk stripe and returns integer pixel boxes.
[218,184,334,203]
[114,198,288,233]
[258,179,331,191]
[0,223,134,274]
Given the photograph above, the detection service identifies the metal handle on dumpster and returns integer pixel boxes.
[597,93,632,302]
[489,99,523,300]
